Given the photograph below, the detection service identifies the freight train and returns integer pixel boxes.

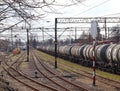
[37,44,120,74]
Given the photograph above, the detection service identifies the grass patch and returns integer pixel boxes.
[20,62,28,68]
[36,50,120,81]
[10,54,20,61]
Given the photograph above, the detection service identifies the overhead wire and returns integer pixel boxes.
[2,0,116,41]
[74,0,111,16]
[103,12,120,17]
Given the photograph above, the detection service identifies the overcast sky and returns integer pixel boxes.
[42,0,120,27]
[2,0,120,41]
[30,0,120,41]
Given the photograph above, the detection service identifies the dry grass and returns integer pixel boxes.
[36,50,120,81]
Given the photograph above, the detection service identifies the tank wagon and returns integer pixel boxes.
[37,44,120,74]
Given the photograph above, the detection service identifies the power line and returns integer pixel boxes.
[103,12,120,17]
[74,0,111,16]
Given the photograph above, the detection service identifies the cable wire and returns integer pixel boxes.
[74,0,111,16]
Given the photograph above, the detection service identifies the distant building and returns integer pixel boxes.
[109,26,120,43]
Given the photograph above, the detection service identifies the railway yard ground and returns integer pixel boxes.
[1,0,120,90]
[0,50,120,91]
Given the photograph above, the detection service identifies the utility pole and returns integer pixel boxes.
[27,28,29,62]
[104,18,107,39]
[11,28,13,50]
[55,18,57,68]
[108,27,109,39]
[42,27,44,45]
[75,27,77,40]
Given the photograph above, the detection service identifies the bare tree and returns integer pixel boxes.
[0,0,86,29]
[0,0,86,49]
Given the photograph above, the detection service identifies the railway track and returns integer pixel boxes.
[3,67,40,91]
[31,50,89,91]
[53,61,120,90]
[35,50,120,90]
[83,70,120,90]
[2,52,59,91]
[3,53,40,91]
[3,50,118,91]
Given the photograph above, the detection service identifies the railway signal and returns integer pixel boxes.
[90,20,98,86]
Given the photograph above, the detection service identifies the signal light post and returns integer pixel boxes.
[90,20,98,86]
